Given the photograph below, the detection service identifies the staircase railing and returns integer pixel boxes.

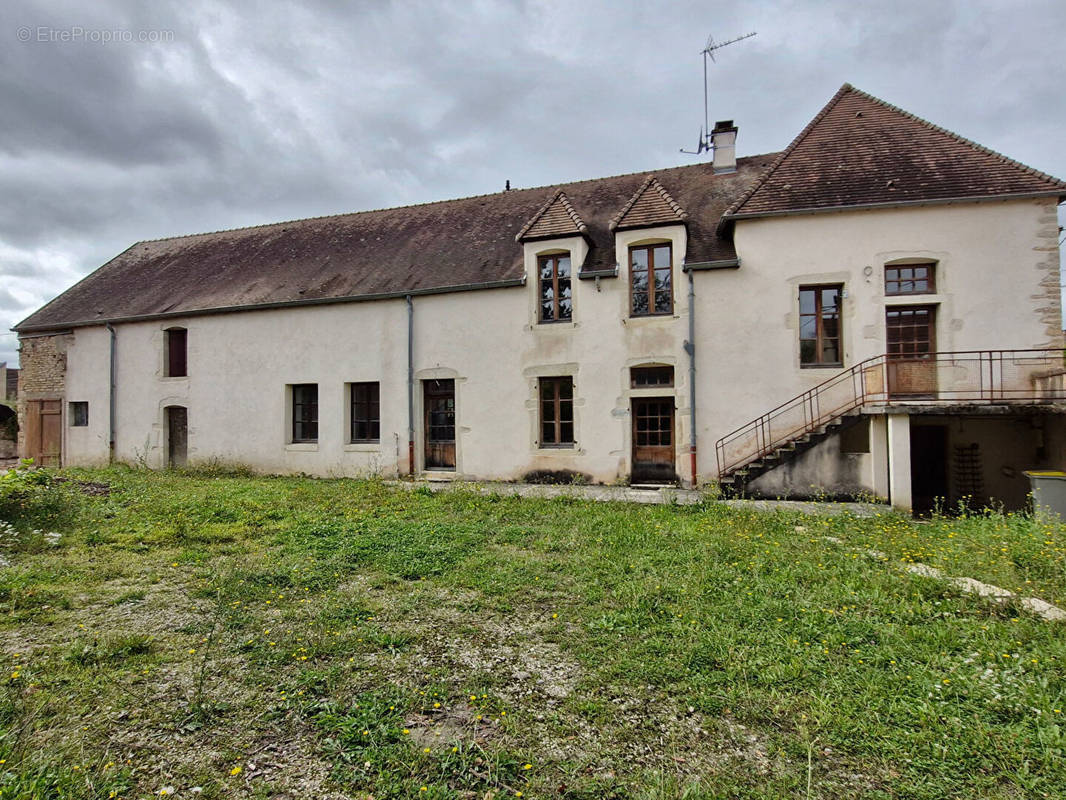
[715,349,1066,479]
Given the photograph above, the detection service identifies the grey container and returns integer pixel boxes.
[1024,471,1066,521]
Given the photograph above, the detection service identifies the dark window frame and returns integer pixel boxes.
[69,401,88,427]
[629,243,673,317]
[538,253,573,323]
[799,284,843,368]
[349,382,380,443]
[631,365,674,388]
[291,383,318,443]
[539,376,575,448]
[886,304,937,359]
[164,327,187,377]
[885,263,936,296]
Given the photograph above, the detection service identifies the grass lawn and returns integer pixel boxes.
[0,467,1064,799]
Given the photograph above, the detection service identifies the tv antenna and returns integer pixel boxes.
[681,31,757,155]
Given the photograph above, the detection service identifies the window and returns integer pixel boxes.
[799,285,843,366]
[165,328,187,377]
[887,306,936,358]
[350,382,380,442]
[69,401,88,427]
[538,254,572,322]
[885,263,936,295]
[539,377,574,447]
[291,384,318,442]
[631,365,674,387]
[840,418,871,454]
[630,244,672,316]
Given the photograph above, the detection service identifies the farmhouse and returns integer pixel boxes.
[13,84,1066,511]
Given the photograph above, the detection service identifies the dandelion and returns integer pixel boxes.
[523,763,532,770]
[402,729,410,735]
[230,766,242,776]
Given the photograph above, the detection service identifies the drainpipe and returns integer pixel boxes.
[406,295,414,477]
[106,322,116,463]
[683,265,698,488]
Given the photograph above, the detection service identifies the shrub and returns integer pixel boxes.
[0,462,80,533]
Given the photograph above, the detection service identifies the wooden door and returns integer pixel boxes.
[631,397,676,484]
[166,406,187,468]
[887,305,937,398]
[24,399,62,466]
[423,380,455,470]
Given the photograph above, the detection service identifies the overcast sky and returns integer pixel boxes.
[2,0,1064,366]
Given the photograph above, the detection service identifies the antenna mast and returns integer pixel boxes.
[682,31,756,155]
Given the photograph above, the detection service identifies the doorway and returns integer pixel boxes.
[631,397,676,484]
[24,399,62,466]
[910,424,948,515]
[423,380,455,470]
[887,305,937,398]
[165,406,187,468]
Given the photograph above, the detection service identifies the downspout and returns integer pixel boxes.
[406,295,415,477]
[106,322,116,463]
[683,265,698,488]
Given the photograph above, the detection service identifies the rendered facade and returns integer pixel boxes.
[14,85,1066,511]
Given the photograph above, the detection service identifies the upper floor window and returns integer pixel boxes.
[538,254,572,322]
[630,244,672,316]
[799,284,842,367]
[291,383,318,443]
[885,263,936,295]
[350,382,380,443]
[164,328,187,377]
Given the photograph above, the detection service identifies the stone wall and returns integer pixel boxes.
[16,333,72,457]
[1034,199,1065,349]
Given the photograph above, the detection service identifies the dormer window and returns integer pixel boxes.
[538,254,572,322]
[630,244,672,316]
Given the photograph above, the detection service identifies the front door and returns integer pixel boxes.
[423,380,455,470]
[24,399,62,466]
[887,305,937,398]
[631,397,676,484]
[166,406,187,468]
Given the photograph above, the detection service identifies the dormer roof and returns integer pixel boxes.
[609,176,689,231]
[515,190,588,241]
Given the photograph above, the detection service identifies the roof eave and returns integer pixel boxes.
[13,276,528,334]
[723,190,1066,225]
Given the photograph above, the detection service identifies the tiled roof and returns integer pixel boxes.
[516,190,588,241]
[16,155,775,331]
[725,84,1066,220]
[610,176,689,231]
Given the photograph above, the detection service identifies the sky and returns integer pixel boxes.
[2,0,1064,367]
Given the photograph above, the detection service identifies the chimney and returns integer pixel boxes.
[711,120,738,174]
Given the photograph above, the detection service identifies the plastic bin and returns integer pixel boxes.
[1024,471,1066,521]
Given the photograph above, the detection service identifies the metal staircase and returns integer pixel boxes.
[714,349,1066,495]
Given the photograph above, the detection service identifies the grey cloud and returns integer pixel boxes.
[2,0,1065,368]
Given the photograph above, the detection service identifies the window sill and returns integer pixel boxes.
[535,320,577,328]
[800,363,844,369]
[286,442,319,452]
[159,375,189,381]
[538,443,576,450]
[627,313,678,321]
[344,442,381,452]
